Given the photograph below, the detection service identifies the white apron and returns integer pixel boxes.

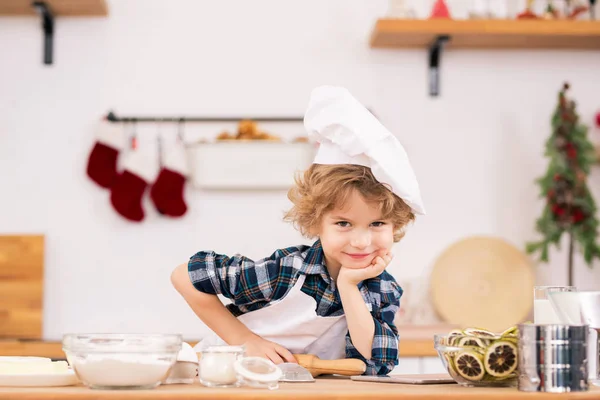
[194,275,348,359]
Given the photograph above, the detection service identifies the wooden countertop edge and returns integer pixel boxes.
[0,338,438,358]
[1,380,599,399]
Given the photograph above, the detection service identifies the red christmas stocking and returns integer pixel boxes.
[110,148,156,222]
[150,141,189,217]
[86,120,125,188]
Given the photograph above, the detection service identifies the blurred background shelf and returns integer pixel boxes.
[370,19,600,49]
[0,0,107,16]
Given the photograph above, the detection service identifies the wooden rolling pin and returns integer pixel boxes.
[294,354,366,377]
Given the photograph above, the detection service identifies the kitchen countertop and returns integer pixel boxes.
[1,379,599,399]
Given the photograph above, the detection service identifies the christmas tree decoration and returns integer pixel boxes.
[429,0,452,19]
[568,2,590,19]
[517,0,540,19]
[558,0,591,19]
[543,1,560,19]
[595,110,600,127]
[526,83,600,286]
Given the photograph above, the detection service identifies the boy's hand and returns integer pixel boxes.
[242,334,297,364]
[338,250,393,286]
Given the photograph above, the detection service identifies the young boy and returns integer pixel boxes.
[171,86,425,375]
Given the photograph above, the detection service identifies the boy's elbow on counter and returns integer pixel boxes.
[171,263,216,305]
[171,263,191,295]
[364,360,396,376]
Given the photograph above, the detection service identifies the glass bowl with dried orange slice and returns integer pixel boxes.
[434,326,518,387]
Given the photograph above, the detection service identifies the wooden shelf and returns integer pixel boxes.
[370,19,600,50]
[0,0,107,16]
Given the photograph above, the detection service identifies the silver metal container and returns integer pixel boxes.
[518,323,589,393]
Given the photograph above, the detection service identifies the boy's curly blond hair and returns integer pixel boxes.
[284,164,415,242]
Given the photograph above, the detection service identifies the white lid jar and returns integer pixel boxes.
[198,345,244,388]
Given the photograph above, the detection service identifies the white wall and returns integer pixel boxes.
[1,0,600,341]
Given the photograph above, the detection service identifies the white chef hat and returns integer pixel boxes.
[303,85,426,215]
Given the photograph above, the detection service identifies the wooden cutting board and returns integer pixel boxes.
[0,235,44,339]
[430,236,534,333]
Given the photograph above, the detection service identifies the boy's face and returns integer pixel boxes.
[317,190,394,271]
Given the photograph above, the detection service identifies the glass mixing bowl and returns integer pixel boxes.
[434,333,518,387]
[62,333,182,390]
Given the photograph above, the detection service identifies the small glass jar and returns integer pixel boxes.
[533,286,576,324]
[198,345,244,388]
[234,357,282,390]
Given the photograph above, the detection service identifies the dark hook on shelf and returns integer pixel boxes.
[31,1,54,65]
[428,35,451,97]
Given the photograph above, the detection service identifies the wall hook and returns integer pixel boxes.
[428,35,450,97]
[32,1,54,65]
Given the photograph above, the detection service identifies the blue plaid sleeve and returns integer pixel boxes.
[187,251,281,305]
[346,272,402,375]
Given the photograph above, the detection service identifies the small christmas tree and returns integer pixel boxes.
[429,0,452,19]
[526,83,600,286]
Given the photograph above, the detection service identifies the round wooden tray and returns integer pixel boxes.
[430,236,534,333]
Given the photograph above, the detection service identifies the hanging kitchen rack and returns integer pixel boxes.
[103,112,311,190]
[105,111,304,124]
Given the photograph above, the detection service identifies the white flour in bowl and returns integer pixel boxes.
[72,355,173,388]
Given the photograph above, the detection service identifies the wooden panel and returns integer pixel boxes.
[0,235,44,339]
[0,0,107,16]
[1,379,600,399]
[370,19,600,50]
[0,340,63,358]
[399,339,436,357]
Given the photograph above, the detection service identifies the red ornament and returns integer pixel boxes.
[596,111,600,128]
[517,9,539,19]
[552,204,565,216]
[572,208,586,223]
[430,0,452,19]
[554,173,561,181]
[569,5,589,19]
[547,189,555,199]
[567,148,577,159]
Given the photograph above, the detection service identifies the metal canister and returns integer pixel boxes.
[518,323,589,393]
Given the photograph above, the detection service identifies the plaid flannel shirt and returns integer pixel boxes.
[188,240,402,375]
